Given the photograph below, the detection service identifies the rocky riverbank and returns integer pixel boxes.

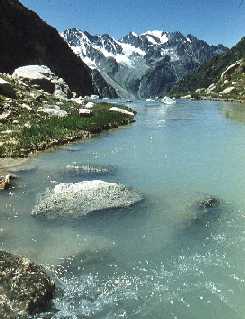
[0,65,136,158]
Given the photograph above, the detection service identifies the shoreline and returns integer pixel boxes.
[0,118,135,174]
[0,158,30,175]
[179,95,245,104]
[199,96,245,103]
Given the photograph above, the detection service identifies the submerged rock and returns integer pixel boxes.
[0,251,55,318]
[32,180,143,217]
[47,164,116,184]
[188,195,223,226]
[195,196,221,210]
[64,163,115,176]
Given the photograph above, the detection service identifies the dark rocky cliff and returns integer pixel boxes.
[0,0,93,97]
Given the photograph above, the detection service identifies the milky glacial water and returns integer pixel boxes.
[2,99,245,318]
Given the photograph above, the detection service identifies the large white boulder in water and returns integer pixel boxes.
[161,96,176,105]
[32,180,143,217]
[13,65,72,98]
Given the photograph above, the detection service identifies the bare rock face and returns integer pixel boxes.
[0,0,93,97]
[0,251,55,318]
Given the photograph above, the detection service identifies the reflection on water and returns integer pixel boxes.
[222,102,245,124]
[1,99,245,319]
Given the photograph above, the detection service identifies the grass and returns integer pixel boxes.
[0,101,135,158]
[0,72,136,158]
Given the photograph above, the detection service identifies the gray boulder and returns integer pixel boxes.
[32,180,143,217]
[0,251,55,318]
[13,65,71,98]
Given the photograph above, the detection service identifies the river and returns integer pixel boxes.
[2,99,245,319]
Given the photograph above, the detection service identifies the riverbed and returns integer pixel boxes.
[2,99,245,319]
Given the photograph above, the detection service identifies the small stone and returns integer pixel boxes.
[24,122,31,129]
[21,103,32,111]
[85,102,95,109]
[0,110,11,120]
[79,108,93,117]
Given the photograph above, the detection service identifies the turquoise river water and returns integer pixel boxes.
[2,99,245,318]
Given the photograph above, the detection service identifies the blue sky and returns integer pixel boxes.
[21,0,245,47]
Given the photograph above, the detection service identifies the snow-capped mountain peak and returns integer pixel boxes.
[63,28,148,72]
[141,30,169,44]
[63,28,228,98]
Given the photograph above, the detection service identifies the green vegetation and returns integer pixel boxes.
[0,76,135,158]
[171,37,245,98]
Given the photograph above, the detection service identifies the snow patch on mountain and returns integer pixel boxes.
[142,30,169,44]
[118,42,145,57]
[131,32,138,37]
[113,42,146,67]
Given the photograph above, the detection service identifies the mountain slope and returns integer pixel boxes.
[171,37,245,97]
[0,0,93,97]
[63,28,228,98]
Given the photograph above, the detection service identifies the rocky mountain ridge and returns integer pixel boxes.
[63,28,228,98]
[171,37,245,101]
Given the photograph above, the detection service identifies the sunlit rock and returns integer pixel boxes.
[84,101,95,109]
[13,65,56,94]
[13,65,72,98]
[39,105,68,118]
[79,108,93,117]
[32,180,143,217]
[109,106,135,116]
[160,96,176,105]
